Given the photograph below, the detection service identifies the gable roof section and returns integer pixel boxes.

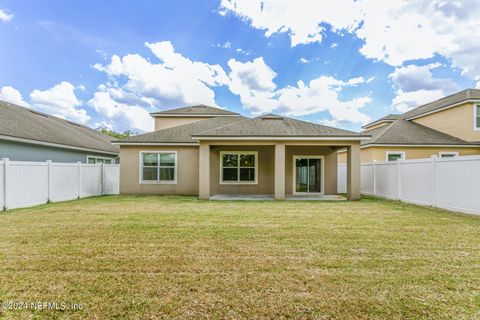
[193,114,369,139]
[362,114,401,129]
[362,119,477,146]
[116,116,247,144]
[402,89,480,120]
[150,104,240,117]
[0,100,119,154]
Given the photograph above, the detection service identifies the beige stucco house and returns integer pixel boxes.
[114,105,369,200]
[339,89,480,163]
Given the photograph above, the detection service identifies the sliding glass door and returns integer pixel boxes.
[294,156,323,194]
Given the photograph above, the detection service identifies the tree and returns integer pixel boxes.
[97,127,135,140]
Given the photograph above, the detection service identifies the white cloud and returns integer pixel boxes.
[319,119,339,127]
[226,57,371,123]
[389,63,459,112]
[391,89,444,113]
[94,41,229,108]
[299,58,310,64]
[220,0,480,82]
[0,86,29,107]
[88,84,153,132]
[30,81,90,123]
[0,8,13,22]
[330,43,338,49]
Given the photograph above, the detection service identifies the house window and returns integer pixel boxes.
[220,151,257,184]
[475,105,480,129]
[386,151,405,162]
[439,152,459,158]
[140,151,176,183]
[87,156,113,164]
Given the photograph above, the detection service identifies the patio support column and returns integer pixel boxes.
[199,142,210,200]
[274,143,286,200]
[347,143,361,200]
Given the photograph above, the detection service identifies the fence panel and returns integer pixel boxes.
[103,164,120,195]
[0,160,4,209]
[399,159,434,206]
[9,161,48,209]
[374,162,398,199]
[337,163,347,193]
[1,159,119,210]
[361,164,374,195]
[81,165,102,197]
[338,155,480,215]
[435,157,480,214]
[51,163,80,202]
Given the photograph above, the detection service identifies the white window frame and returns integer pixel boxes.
[139,151,177,184]
[86,155,114,164]
[385,151,406,162]
[439,151,459,158]
[474,104,480,131]
[219,151,258,185]
[292,155,325,195]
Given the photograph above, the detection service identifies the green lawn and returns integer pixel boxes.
[1,196,480,319]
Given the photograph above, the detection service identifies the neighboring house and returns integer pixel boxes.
[114,104,369,200]
[0,100,119,163]
[338,89,480,163]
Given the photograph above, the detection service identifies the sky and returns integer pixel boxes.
[0,0,479,133]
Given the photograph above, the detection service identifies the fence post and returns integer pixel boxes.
[2,158,8,210]
[77,161,82,199]
[431,155,437,208]
[47,160,52,203]
[372,160,377,196]
[396,158,402,201]
[100,163,104,195]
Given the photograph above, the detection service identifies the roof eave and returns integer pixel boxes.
[0,134,119,155]
[191,135,371,141]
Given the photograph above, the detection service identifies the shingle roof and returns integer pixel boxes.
[402,89,480,120]
[150,104,239,117]
[362,119,477,146]
[0,100,119,154]
[193,114,368,138]
[362,114,401,129]
[118,114,368,144]
[118,116,247,143]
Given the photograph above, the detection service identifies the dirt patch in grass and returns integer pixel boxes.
[1,195,480,319]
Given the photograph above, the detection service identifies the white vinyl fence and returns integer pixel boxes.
[338,155,480,215]
[1,158,119,210]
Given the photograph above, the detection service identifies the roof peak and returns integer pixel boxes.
[150,104,240,117]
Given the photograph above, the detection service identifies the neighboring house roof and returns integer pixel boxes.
[362,119,477,146]
[362,114,402,129]
[116,114,369,144]
[193,114,368,139]
[402,89,480,120]
[150,104,240,117]
[0,100,119,154]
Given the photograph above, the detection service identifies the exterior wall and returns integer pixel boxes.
[119,145,199,195]
[0,140,116,163]
[338,146,480,163]
[285,146,337,195]
[154,116,212,130]
[412,102,480,142]
[210,145,275,195]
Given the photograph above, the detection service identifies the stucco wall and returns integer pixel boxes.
[412,102,480,142]
[0,140,116,163]
[119,145,199,195]
[154,117,212,131]
[285,146,337,195]
[338,146,480,163]
[210,145,275,195]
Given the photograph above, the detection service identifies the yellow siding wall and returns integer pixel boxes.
[362,121,392,131]
[412,103,480,142]
[154,116,212,130]
[338,146,480,163]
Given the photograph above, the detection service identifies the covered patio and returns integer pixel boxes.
[196,140,362,201]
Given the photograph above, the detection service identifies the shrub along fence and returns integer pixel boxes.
[338,155,480,215]
[0,158,119,210]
